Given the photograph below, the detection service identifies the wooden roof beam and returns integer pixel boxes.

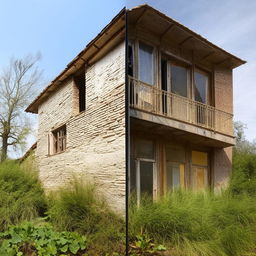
[199,51,215,62]
[160,23,175,41]
[135,8,147,25]
[87,26,125,63]
[215,57,231,66]
[179,36,193,47]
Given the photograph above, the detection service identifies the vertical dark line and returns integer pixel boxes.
[124,7,129,256]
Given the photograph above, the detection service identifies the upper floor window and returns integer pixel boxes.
[138,42,155,85]
[170,64,189,98]
[194,69,210,104]
[73,69,86,114]
[161,59,190,98]
[51,125,66,154]
[128,43,134,77]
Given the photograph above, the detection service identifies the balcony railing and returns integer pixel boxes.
[129,76,233,136]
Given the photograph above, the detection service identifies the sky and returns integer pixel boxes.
[0,0,255,157]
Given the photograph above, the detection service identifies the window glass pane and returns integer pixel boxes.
[171,65,188,97]
[129,159,136,194]
[139,43,154,85]
[166,162,185,190]
[161,59,167,91]
[128,44,133,76]
[136,139,154,159]
[140,161,153,197]
[194,71,209,103]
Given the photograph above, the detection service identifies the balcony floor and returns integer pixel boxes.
[130,109,235,148]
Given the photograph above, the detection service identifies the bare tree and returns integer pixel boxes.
[0,54,42,162]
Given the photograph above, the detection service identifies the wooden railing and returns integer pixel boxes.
[129,76,233,136]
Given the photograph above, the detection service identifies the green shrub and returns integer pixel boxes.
[0,161,46,231]
[47,179,125,255]
[129,190,256,256]
[230,151,256,195]
[0,222,87,256]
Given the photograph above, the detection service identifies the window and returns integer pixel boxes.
[73,72,86,113]
[170,64,189,97]
[192,151,208,190]
[129,139,156,206]
[166,162,185,190]
[51,125,66,154]
[194,70,210,104]
[138,42,155,85]
[161,59,190,98]
[128,43,134,77]
[165,145,185,190]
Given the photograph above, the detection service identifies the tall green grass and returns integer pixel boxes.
[0,161,46,231]
[47,179,125,255]
[129,190,256,256]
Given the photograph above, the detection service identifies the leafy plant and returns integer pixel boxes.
[0,222,87,256]
[129,234,166,256]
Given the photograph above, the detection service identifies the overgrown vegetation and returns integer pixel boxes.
[129,191,256,256]
[0,161,46,231]
[0,162,125,255]
[47,180,125,255]
[0,222,87,256]
[2,124,256,256]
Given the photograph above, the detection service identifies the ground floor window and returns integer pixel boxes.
[192,151,208,190]
[129,139,156,206]
[166,162,185,190]
[129,138,211,204]
[166,145,185,191]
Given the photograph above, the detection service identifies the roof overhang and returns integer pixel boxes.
[128,5,246,70]
[26,8,125,114]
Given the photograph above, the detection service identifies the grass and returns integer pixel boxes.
[0,161,46,231]
[129,190,256,256]
[47,179,125,255]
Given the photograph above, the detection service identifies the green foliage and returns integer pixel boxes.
[230,151,256,195]
[47,180,125,255]
[129,234,166,256]
[0,161,46,231]
[0,222,87,256]
[129,190,256,256]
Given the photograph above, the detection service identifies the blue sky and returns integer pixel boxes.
[0,0,255,157]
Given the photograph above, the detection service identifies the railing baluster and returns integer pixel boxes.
[128,76,233,136]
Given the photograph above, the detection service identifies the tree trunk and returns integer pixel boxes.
[1,134,8,162]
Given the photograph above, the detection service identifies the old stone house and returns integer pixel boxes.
[26,5,245,214]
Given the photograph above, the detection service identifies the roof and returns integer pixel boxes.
[19,142,37,163]
[26,4,245,114]
[128,4,246,68]
[26,8,125,113]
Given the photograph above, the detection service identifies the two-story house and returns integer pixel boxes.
[26,5,245,213]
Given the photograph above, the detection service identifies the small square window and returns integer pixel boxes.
[51,125,66,154]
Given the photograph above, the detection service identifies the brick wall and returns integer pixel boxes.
[36,42,126,214]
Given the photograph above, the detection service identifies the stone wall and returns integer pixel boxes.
[36,42,125,214]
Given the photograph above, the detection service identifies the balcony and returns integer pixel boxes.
[129,77,233,137]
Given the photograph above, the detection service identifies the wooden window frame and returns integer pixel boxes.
[135,40,157,86]
[193,67,212,105]
[50,125,67,155]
